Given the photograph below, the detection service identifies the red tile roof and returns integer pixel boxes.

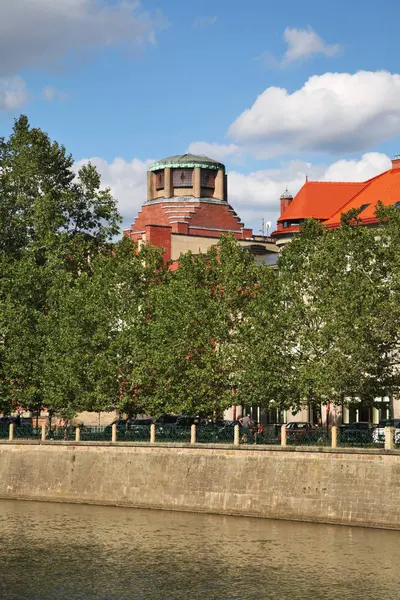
[274,161,400,238]
[278,181,367,222]
[325,167,400,226]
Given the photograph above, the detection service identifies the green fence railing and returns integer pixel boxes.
[1,421,400,450]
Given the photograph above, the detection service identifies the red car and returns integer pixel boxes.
[277,422,318,443]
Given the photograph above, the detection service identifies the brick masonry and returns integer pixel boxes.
[0,444,398,529]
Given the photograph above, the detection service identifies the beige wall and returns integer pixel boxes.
[171,234,278,262]
[74,411,118,426]
[0,443,399,529]
[171,234,217,260]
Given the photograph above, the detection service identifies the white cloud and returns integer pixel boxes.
[0,0,165,77]
[282,27,340,66]
[76,152,390,238]
[43,86,68,102]
[193,16,217,29]
[321,152,391,182]
[187,141,242,163]
[228,71,400,155]
[74,156,153,233]
[0,76,28,109]
[229,152,390,232]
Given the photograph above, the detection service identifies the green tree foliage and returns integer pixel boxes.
[41,237,166,418]
[276,211,400,410]
[127,235,266,417]
[1,115,121,414]
[3,114,400,421]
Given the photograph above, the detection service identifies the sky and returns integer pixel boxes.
[1,0,400,235]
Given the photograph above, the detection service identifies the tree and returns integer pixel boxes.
[128,235,266,418]
[275,211,400,415]
[1,115,121,414]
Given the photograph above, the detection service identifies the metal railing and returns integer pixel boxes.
[1,422,399,451]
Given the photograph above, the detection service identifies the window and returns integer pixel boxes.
[155,170,164,190]
[394,201,400,208]
[358,203,370,214]
[283,221,289,228]
[173,169,193,188]
[201,169,216,189]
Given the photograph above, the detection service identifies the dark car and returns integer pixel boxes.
[154,415,195,441]
[339,421,373,445]
[105,418,129,431]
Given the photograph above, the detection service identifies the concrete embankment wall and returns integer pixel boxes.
[0,442,399,529]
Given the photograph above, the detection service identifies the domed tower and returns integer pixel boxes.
[124,153,278,265]
[147,153,227,202]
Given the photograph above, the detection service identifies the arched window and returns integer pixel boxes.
[173,169,193,187]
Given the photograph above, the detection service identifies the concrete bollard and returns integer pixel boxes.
[9,423,14,441]
[41,423,46,442]
[150,423,156,443]
[281,424,287,447]
[75,427,81,442]
[385,426,395,450]
[234,424,240,446]
[111,423,117,443]
[331,426,338,449]
[191,424,196,444]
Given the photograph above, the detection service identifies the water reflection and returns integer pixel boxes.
[0,499,398,599]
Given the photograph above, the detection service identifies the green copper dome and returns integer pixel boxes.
[149,153,225,172]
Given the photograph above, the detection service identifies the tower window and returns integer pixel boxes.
[173,169,193,188]
[201,169,216,189]
[155,170,164,190]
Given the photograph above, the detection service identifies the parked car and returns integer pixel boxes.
[154,415,195,440]
[339,421,373,444]
[277,422,320,444]
[106,418,129,430]
[372,419,400,444]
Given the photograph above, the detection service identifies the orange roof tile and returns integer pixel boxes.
[325,167,400,226]
[278,181,367,222]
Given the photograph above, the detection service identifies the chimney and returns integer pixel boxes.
[392,155,400,171]
[280,188,293,215]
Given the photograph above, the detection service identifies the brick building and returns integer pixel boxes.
[124,153,278,266]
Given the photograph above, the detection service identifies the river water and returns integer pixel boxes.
[0,499,399,600]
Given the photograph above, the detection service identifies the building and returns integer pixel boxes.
[124,153,278,265]
[273,156,400,246]
[272,156,400,425]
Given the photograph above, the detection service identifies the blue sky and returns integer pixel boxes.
[1,0,400,233]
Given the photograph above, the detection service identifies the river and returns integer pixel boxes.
[0,499,398,599]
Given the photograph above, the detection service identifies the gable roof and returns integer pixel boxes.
[325,167,400,226]
[278,180,368,222]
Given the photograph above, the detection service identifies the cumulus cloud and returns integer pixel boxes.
[282,26,340,65]
[76,152,390,237]
[187,141,242,162]
[74,156,153,233]
[0,76,28,109]
[193,16,217,29]
[229,152,390,231]
[228,71,400,155]
[0,0,165,77]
